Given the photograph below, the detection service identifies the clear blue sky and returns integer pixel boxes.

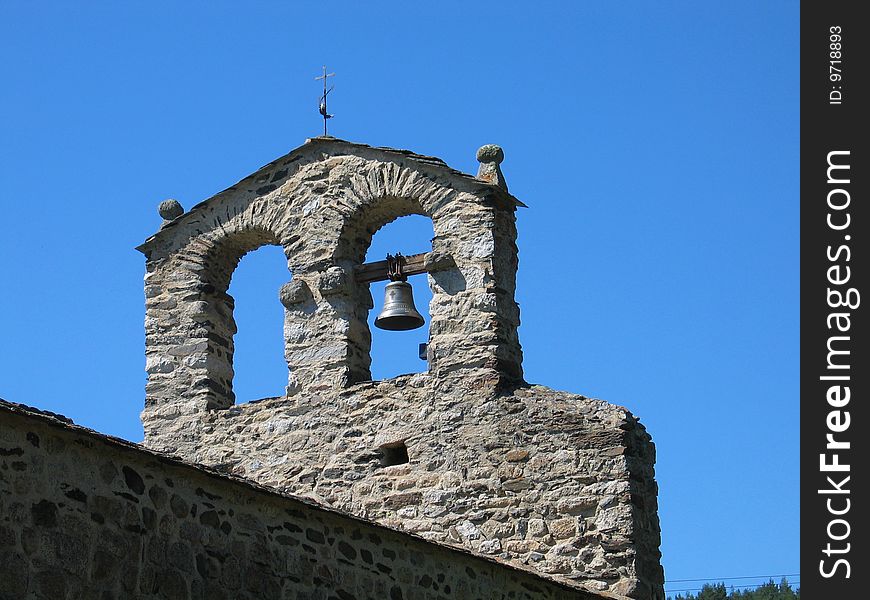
[0,2,798,594]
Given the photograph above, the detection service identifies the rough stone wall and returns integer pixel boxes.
[140,374,663,598]
[0,400,609,600]
[136,138,664,599]
[143,378,663,599]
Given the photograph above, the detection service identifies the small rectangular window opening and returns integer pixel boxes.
[379,442,409,467]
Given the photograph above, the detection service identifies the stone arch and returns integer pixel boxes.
[143,225,289,416]
[336,198,434,384]
[361,213,436,380]
[330,189,498,386]
[139,139,523,441]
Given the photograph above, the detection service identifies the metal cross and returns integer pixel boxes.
[315,66,335,136]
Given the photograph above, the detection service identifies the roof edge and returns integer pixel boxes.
[0,397,617,600]
[137,137,526,254]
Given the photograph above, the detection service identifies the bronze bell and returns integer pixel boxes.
[375,281,425,331]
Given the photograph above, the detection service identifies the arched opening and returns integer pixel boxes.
[227,244,290,403]
[365,215,434,380]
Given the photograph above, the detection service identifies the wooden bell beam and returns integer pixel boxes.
[355,252,428,284]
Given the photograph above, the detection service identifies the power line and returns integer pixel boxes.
[666,586,800,596]
[666,580,801,593]
[665,579,800,594]
[667,573,800,583]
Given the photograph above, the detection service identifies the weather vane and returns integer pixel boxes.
[315,65,335,136]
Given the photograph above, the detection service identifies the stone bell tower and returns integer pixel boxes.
[137,138,664,599]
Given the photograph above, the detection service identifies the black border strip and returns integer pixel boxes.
[801,3,867,596]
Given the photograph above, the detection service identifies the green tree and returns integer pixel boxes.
[697,583,728,600]
[667,578,799,600]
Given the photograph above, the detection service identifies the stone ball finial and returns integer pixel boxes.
[158,199,184,221]
[475,145,507,191]
[476,144,504,165]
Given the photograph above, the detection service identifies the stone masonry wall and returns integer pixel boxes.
[0,400,608,600]
[143,378,663,599]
